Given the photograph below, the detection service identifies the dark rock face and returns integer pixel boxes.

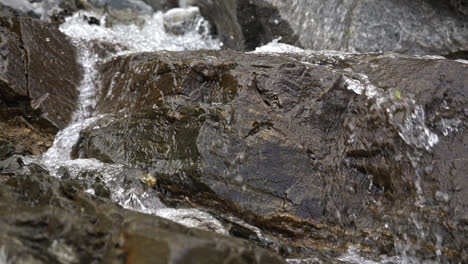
[0,16,80,156]
[74,50,467,261]
[191,0,298,51]
[0,157,286,264]
[449,0,468,15]
[258,0,468,56]
[0,17,81,129]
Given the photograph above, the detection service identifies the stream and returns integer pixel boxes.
[1,1,466,263]
[39,8,438,264]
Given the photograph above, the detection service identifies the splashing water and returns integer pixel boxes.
[340,74,439,151]
[40,6,226,232]
[59,8,220,55]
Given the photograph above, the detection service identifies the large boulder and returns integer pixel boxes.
[0,157,286,263]
[191,0,468,55]
[263,0,468,56]
[0,17,81,155]
[0,16,81,128]
[73,50,468,262]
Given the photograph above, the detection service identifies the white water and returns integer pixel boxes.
[59,8,220,55]
[40,6,227,235]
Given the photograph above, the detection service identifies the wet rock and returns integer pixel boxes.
[0,159,286,263]
[0,0,36,15]
[449,0,468,15]
[0,1,39,18]
[0,139,13,159]
[143,0,179,12]
[263,0,468,56]
[0,16,81,129]
[75,50,468,262]
[0,119,55,156]
[163,6,209,36]
[87,0,153,14]
[190,0,299,51]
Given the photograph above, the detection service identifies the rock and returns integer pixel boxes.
[0,119,55,156]
[0,16,81,129]
[190,0,299,51]
[87,0,153,14]
[263,0,468,56]
[143,0,179,12]
[0,158,286,263]
[0,0,36,15]
[0,1,38,18]
[74,50,468,262]
[163,6,208,36]
[449,0,468,15]
[0,139,13,159]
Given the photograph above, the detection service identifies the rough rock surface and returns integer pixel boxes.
[262,0,468,56]
[0,16,81,129]
[190,0,298,51]
[0,157,286,264]
[73,50,468,262]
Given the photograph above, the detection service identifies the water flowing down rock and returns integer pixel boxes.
[2,1,468,263]
[72,49,467,262]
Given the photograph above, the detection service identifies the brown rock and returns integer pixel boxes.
[0,16,81,129]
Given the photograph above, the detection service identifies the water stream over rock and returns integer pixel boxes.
[40,6,234,236]
[1,1,467,263]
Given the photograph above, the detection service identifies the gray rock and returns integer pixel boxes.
[163,6,207,35]
[264,0,468,56]
[449,0,468,15]
[142,0,178,12]
[0,0,35,13]
[88,0,153,14]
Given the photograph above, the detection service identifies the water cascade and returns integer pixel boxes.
[41,7,230,234]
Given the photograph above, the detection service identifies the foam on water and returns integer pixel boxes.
[59,8,220,55]
[252,38,306,54]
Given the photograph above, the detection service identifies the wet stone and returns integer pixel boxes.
[0,16,81,129]
[73,49,468,262]
[0,161,286,263]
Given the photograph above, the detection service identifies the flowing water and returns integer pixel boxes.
[29,4,463,264]
[40,6,231,236]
